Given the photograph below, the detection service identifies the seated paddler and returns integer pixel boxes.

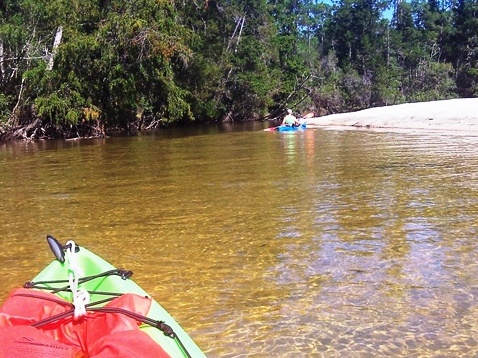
[282,109,298,127]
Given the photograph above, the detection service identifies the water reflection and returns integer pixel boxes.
[1,128,478,356]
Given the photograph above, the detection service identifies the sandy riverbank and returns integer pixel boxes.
[304,98,478,134]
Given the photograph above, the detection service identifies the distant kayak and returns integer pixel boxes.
[0,235,206,358]
[264,111,315,132]
[264,123,307,132]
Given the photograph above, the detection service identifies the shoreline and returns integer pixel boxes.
[304,98,478,135]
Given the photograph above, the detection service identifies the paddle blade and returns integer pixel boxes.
[46,235,65,263]
[302,112,315,119]
[263,127,278,132]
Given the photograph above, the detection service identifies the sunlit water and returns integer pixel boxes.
[1,124,478,357]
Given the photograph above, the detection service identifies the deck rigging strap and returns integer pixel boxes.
[24,268,133,293]
[22,269,192,358]
[65,240,89,319]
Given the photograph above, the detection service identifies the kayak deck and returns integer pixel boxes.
[25,237,206,357]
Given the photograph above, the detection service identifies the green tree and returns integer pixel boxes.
[176,0,282,121]
[448,0,478,96]
[16,0,194,135]
[323,0,390,110]
[390,0,456,101]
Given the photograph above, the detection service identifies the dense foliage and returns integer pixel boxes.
[0,0,475,139]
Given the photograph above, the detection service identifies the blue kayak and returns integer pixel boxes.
[264,124,307,132]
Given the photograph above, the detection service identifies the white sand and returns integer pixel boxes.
[304,98,478,134]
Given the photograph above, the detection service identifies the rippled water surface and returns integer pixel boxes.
[1,124,478,357]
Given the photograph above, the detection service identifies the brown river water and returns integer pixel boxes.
[1,123,478,357]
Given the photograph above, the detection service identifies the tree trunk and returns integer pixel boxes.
[9,77,26,126]
[0,40,4,79]
[47,26,63,70]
